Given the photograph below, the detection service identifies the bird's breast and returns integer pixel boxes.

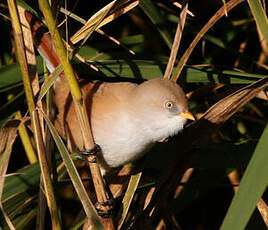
[90,110,151,168]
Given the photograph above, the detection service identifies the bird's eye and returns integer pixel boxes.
[165,101,174,109]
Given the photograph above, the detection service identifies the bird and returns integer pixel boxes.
[25,11,195,172]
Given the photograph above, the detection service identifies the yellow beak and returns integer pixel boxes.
[179,111,195,121]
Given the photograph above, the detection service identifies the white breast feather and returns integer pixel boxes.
[93,110,186,168]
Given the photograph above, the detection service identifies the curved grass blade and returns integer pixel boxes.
[71,0,116,44]
[11,208,37,230]
[0,120,20,230]
[88,59,265,83]
[117,171,142,229]
[2,164,40,201]
[0,56,265,85]
[0,63,22,87]
[60,8,135,55]
[71,0,140,44]
[1,156,61,229]
[247,0,268,44]
[37,64,63,102]
[139,0,173,49]
[40,109,103,229]
[220,123,268,230]
[1,193,37,230]
[0,56,44,90]
[17,0,37,15]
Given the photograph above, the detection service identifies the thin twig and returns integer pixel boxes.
[7,2,62,229]
[172,0,245,81]
[37,1,114,228]
[164,1,188,80]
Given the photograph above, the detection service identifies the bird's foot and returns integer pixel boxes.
[76,144,102,163]
[95,199,114,218]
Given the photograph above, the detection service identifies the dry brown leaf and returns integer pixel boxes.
[257,198,268,228]
[18,6,39,96]
[0,119,20,230]
[0,120,20,157]
[164,2,188,80]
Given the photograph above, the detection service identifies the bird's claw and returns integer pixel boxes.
[82,144,102,156]
[95,199,114,218]
[77,144,102,163]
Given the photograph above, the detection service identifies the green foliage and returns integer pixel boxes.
[220,124,268,230]
[0,0,267,229]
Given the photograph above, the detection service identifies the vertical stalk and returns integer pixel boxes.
[38,0,114,228]
[7,1,62,229]
[15,111,38,164]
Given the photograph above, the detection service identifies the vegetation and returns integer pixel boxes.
[0,0,267,229]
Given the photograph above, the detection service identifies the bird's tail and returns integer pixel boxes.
[24,11,61,73]
[25,11,74,119]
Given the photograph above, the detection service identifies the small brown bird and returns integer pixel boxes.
[26,12,195,172]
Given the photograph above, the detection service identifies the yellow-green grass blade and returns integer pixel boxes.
[70,0,116,44]
[247,0,268,44]
[139,0,173,49]
[41,110,103,229]
[220,123,268,230]
[117,171,142,229]
[71,0,139,45]
[37,64,63,102]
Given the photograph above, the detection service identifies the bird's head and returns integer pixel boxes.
[131,78,195,141]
